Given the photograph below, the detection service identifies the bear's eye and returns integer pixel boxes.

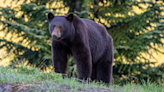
[53,25,56,28]
[59,26,63,30]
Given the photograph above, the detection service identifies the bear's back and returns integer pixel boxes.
[81,18,109,38]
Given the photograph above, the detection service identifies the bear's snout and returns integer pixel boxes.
[52,34,59,39]
[52,29,61,40]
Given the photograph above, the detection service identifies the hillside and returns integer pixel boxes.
[0,66,163,92]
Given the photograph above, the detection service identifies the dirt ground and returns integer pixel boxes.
[0,82,121,92]
[0,83,31,92]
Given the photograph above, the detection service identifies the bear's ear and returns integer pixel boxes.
[48,12,55,22]
[66,12,74,22]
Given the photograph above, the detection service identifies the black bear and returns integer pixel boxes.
[47,12,114,84]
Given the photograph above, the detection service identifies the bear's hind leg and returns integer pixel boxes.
[91,63,97,81]
[96,56,113,84]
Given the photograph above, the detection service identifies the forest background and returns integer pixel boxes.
[0,0,164,85]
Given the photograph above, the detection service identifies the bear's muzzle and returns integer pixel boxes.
[52,28,61,40]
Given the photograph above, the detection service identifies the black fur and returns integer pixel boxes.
[48,12,114,84]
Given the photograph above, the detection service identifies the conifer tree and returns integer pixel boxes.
[0,0,164,84]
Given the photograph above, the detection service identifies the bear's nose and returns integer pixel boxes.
[52,34,58,39]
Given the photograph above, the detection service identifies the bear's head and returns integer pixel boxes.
[47,12,74,41]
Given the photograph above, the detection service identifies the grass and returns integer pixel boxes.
[0,66,163,92]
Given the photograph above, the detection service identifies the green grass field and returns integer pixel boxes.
[0,66,163,92]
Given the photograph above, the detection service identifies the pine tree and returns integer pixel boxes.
[0,0,164,84]
[0,2,53,67]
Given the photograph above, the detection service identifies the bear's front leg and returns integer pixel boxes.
[71,45,92,81]
[51,41,68,76]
